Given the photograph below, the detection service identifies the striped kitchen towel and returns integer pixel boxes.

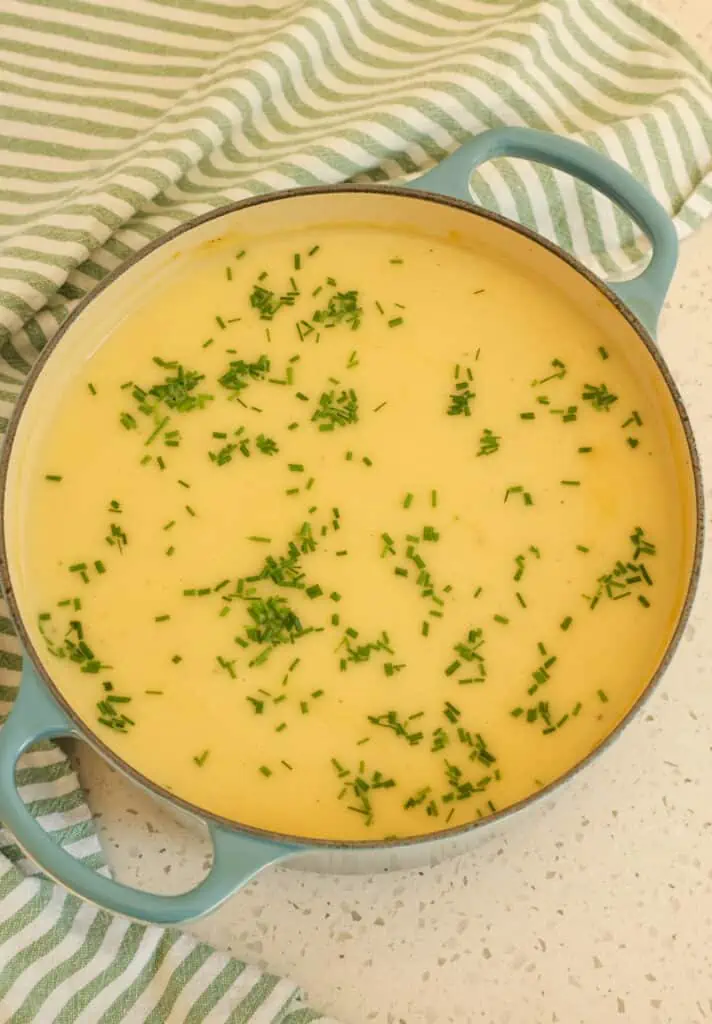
[0,0,711,1021]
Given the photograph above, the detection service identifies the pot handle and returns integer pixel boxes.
[0,662,296,924]
[410,126,678,336]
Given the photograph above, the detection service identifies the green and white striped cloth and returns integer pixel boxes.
[1,0,711,1020]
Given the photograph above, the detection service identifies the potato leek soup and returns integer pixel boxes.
[23,223,691,841]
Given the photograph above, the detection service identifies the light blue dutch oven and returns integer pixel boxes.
[0,128,703,925]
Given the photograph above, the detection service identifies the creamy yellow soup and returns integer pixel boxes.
[20,223,693,840]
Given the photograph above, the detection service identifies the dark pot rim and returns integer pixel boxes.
[0,183,704,851]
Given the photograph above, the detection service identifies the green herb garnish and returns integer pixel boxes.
[476,428,500,457]
[218,354,270,396]
[447,365,475,416]
[532,359,566,386]
[312,289,363,329]
[582,382,618,411]
[312,389,358,430]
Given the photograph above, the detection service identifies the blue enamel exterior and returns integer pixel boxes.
[0,127,680,924]
[0,662,295,923]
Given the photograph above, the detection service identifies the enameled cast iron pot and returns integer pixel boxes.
[0,128,703,925]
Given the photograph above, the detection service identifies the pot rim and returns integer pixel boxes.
[0,183,704,851]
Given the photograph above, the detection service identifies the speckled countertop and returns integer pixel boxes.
[71,3,712,1021]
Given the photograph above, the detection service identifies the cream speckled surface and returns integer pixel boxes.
[70,3,712,1021]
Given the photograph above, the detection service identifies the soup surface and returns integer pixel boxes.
[19,220,693,840]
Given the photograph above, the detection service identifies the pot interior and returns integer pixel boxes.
[1,189,700,846]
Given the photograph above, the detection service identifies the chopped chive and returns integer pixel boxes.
[582,382,618,411]
[598,346,609,360]
[431,489,437,507]
[493,614,509,624]
[622,411,643,428]
[388,317,404,328]
[578,446,593,453]
[597,689,609,703]
[185,505,196,516]
[193,750,210,767]
[87,382,97,395]
[560,616,573,631]
[145,416,169,447]
[155,614,170,622]
[45,474,62,482]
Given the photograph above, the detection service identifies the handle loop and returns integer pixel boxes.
[411,127,678,335]
[0,663,295,923]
